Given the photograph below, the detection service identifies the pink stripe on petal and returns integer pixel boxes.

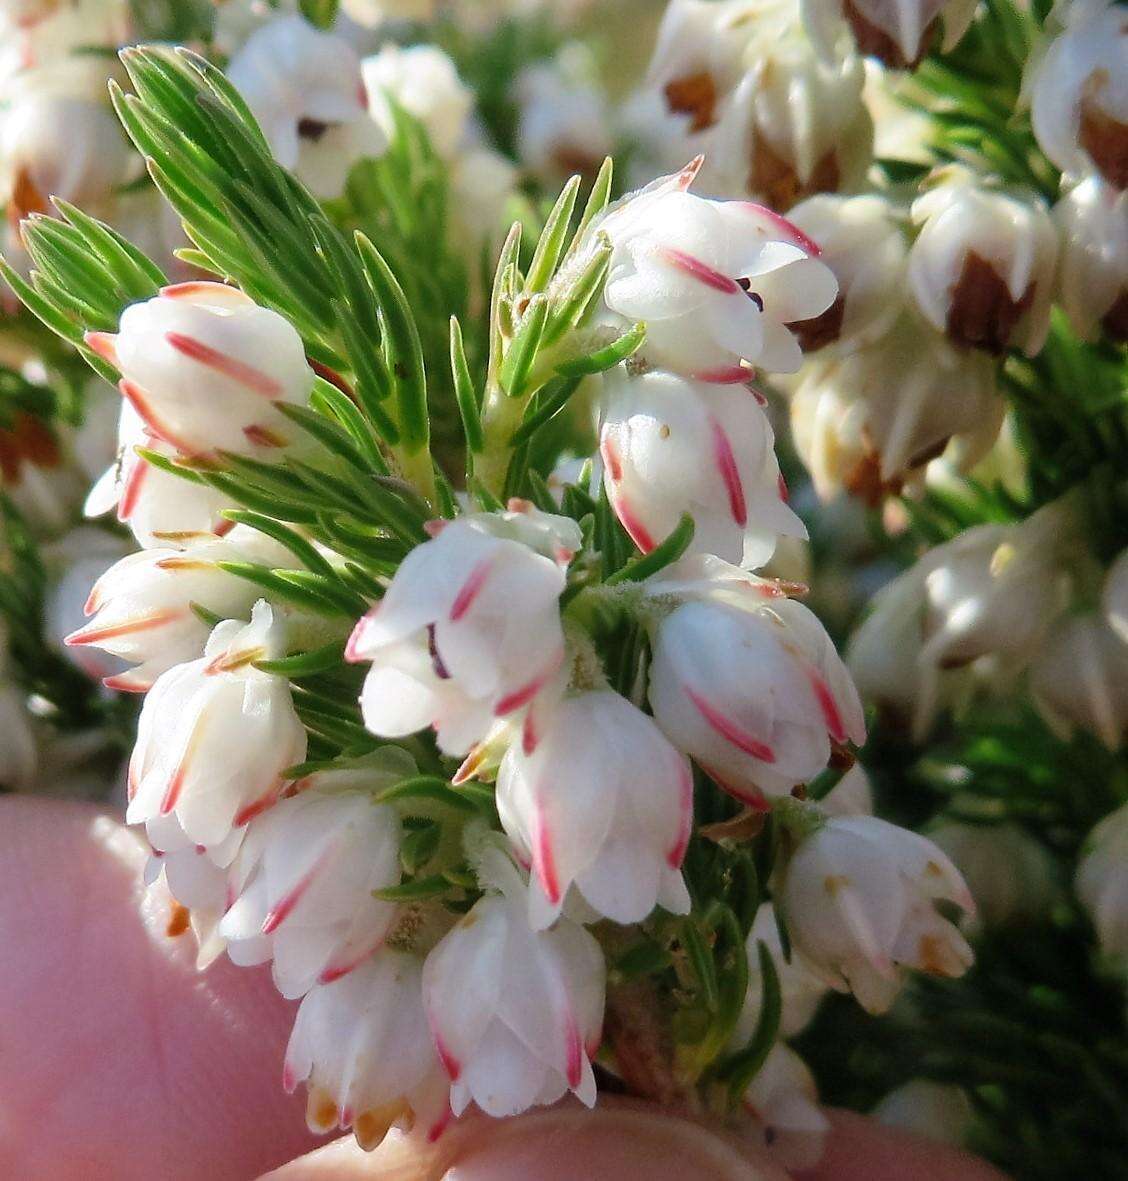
[116,455,147,522]
[667,762,694,868]
[522,712,539,756]
[495,672,549,716]
[610,491,657,554]
[692,365,751,384]
[659,247,740,294]
[809,671,846,742]
[778,472,790,502]
[735,203,822,256]
[676,155,704,190]
[160,281,252,305]
[159,764,187,815]
[449,556,494,622]
[242,423,287,448]
[165,331,283,399]
[599,436,623,482]
[687,687,775,762]
[434,1033,461,1081]
[233,785,281,827]
[700,763,771,810]
[262,860,323,934]
[426,1106,454,1143]
[564,1014,583,1089]
[282,1061,297,1093]
[534,806,561,905]
[710,416,746,526]
[119,378,197,454]
[83,330,119,368]
[344,610,378,662]
[101,673,150,693]
[66,607,182,646]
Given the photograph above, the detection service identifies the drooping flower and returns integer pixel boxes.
[125,601,307,847]
[85,281,315,459]
[788,313,1003,504]
[1054,175,1128,343]
[647,594,864,804]
[220,781,405,998]
[1030,613,1128,750]
[599,369,805,567]
[699,35,873,210]
[802,0,978,70]
[284,951,451,1149]
[496,688,693,927]
[1024,0,1128,189]
[872,1080,973,1147]
[362,43,473,159]
[421,892,606,1117]
[64,525,293,692]
[1076,801,1128,961]
[780,814,975,1013]
[227,14,384,199]
[594,165,840,379]
[908,172,1058,356]
[347,504,578,756]
[786,192,909,351]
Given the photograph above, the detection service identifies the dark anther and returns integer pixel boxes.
[736,277,764,311]
[427,624,450,679]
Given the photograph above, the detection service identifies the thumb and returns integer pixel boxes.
[258,1098,791,1181]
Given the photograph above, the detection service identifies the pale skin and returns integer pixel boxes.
[0,796,1008,1181]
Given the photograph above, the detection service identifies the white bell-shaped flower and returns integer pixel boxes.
[648,596,864,804]
[285,951,451,1149]
[83,400,234,549]
[699,42,873,211]
[347,505,577,757]
[515,48,613,183]
[497,689,693,928]
[1076,802,1128,961]
[362,43,473,159]
[599,369,805,568]
[732,902,828,1042]
[43,525,132,683]
[780,815,975,1014]
[741,1043,830,1170]
[421,891,606,1117]
[125,601,307,847]
[227,15,383,199]
[930,820,1059,932]
[1031,613,1128,750]
[786,193,909,352]
[789,313,1003,504]
[595,166,840,379]
[1025,0,1128,189]
[85,281,314,459]
[220,786,403,998]
[1054,175,1128,343]
[918,508,1071,669]
[802,0,977,70]
[65,525,292,692]
[144,815,244,970]
[909,174,1058,356]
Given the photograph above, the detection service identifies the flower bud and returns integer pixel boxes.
[65,525,293,692]
[648,597,863,805]
[87,282,315,459]
[741,1044,829,1170]
[701,45,873,210]
[221,787,403,998]
[802,0,977,70]
[596,167,840,378]
[227,15,383,199]
[363,43,472,159]
[1025,0,1128,189]
[347,505,576,757]
[84,400,234,548]
[125,601,307,847]
[422,893,605,1117]
[786,193,909,351]
[1076,801,1128,961]
[497,688,693,928]
[599,370,805,568]
[909,174,1058,356]
[780,815,974,1014]
[1054,175,1128,343]
[285,951,450,1149]
[789,314,1003,503]
[1031,613,1128,750]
